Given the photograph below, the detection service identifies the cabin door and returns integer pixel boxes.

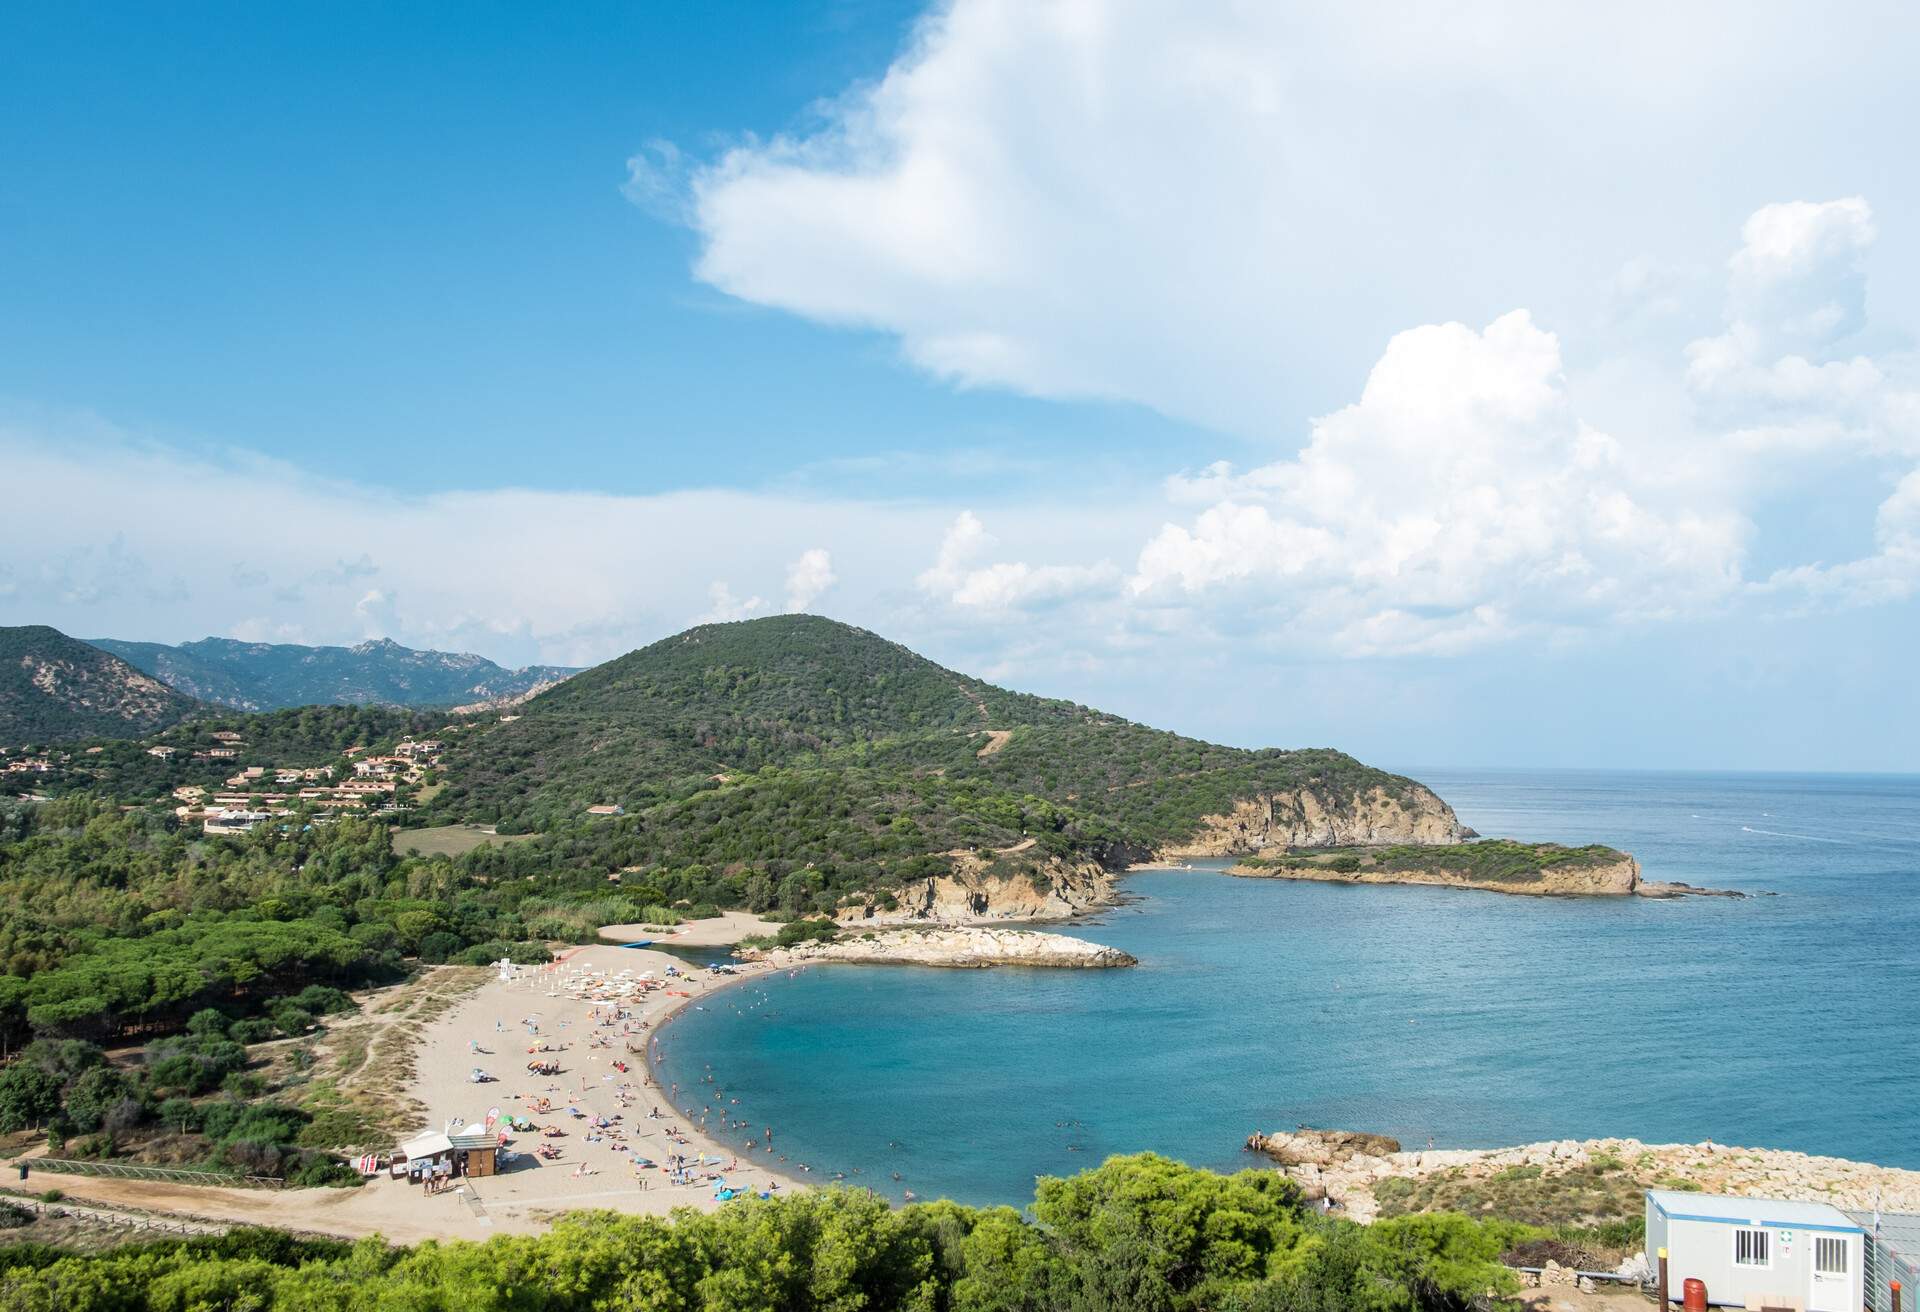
[1808,1234,1851,1312]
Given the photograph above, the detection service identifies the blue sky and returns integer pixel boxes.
[4,1,1919,771]
[0,1,1209,493]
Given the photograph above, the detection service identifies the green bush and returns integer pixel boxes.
[227,1017,275,1045]
[0,1153,1522,1309]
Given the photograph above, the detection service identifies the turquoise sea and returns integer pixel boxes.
[653,770,1920,1206]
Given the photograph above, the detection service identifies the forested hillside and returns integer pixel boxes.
[0,626,204,742]
[431,616,1436,860]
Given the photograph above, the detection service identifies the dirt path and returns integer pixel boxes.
[975,729,1013,758]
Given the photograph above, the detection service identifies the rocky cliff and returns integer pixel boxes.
[839,849,1121,925]
[1159,783,1468,858]
[737,926,1136,969]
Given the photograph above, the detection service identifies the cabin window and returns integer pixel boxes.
[1732,1227,1771,1268]
[1814,1236,1849,1275]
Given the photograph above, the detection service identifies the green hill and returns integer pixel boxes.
[424,617,1457,902]
[0,625,205,743]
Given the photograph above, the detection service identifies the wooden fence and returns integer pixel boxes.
[0,1193,228,1237]
[21,1157,285,1189]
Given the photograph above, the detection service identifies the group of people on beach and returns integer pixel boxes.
[420,956,791,1202]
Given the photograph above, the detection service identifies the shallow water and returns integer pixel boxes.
[653,770,1920,1206]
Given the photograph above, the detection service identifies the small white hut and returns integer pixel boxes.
[1647,1189,1864,1311]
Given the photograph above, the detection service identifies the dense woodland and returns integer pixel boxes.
[0,1154,1538,1311]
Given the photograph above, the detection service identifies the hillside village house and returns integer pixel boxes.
[203,809,272,835]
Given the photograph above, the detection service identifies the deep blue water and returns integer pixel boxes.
[653,770,1920,1206]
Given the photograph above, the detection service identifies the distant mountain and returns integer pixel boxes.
[1,625,205,743]
[87,636,578,713]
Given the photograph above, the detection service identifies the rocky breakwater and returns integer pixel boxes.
[1245,1129,1920,1223]
[735,926,1137,970]
[1159,783,1468,859]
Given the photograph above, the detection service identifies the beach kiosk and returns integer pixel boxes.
[1647,1189,1864,1311]
[449,1125,499,1178]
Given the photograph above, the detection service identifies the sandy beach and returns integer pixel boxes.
[363,925,807,1232]
[16,917,806,1241]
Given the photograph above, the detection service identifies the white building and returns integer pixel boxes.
[1647,1189,1864,1311]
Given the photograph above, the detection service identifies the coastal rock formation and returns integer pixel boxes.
[1245,1131,1920,1223]
[1636,880,1748,899]
[840,851,1121,925]
[736,926,1136,969]
[1230,853,1644,897]
[1247,1128,1403,1167]
[1161,784,1467,858]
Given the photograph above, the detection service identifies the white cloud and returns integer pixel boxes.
[1131,311,1748,651]
[1727,197,1876,355]
[783,547,837,613]
[694,582,766,625]
[1761,468,1920,606]
[685,0,1920,438]
[0,423,994,667]
[353,588,402,638]
[917,512,1120,613]
[622,139,693,224]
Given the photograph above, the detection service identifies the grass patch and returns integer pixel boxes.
[1371,1159,1648,1228]
[392,824,537,858]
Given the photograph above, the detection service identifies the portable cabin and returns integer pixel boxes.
[1646,1189,1864,1311]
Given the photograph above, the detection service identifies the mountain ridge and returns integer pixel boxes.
[88,634,578,713]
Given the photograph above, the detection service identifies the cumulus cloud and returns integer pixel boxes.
[694,581,765,625]
[917,512,1120,613]
[683,0,1920,438]
[1131,311,1748,653]
[1727,197,1876,354]
[783,548,837,613]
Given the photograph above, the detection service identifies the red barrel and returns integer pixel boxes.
[1682,1277,1707,1311]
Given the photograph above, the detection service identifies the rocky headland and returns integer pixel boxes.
[1158,784,1468,857]
[838,784,1475,925]
[1230,848,1641,897]
[1228,841,1742,898]
[735,925,1137,969]
[1245,1128,1920,1222]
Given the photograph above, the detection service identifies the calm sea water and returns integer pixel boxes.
[653,771,1920,1206]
